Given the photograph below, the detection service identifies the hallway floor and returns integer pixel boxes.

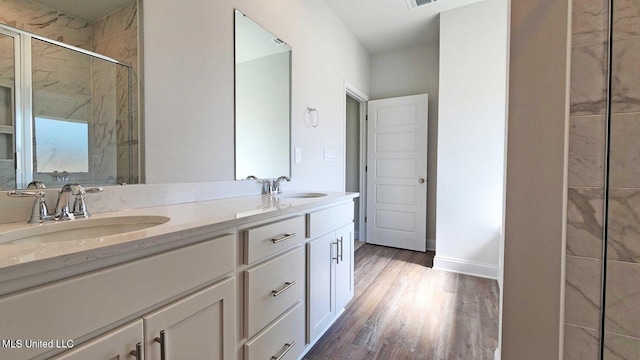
[303,243,499,360]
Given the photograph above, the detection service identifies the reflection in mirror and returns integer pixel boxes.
[234,10,291,180]
[0,0,140,189]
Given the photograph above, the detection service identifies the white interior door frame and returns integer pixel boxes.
[343,80,368,242]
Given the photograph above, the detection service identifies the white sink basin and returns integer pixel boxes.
[0,215,170,245]
[276,192,328,199]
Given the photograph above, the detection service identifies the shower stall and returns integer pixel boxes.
[0,23,136,189]
[566,0,640,359]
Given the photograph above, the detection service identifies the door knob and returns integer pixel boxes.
[418,178,425,184]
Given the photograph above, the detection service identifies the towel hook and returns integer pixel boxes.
[306,107,319,128]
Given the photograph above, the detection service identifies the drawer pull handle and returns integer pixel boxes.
[130,342,142,358]
[154,330,166,360]
[333,241,339,263]
[272,280,296,297]
[272,233,296,244]
[271,341,296,360]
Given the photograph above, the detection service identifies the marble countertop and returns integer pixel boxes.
[0,191,357,287]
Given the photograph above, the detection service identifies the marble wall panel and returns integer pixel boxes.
[0,0,91,48]
[565,256,603,330]
[0,35,15,81]
[568,187,604,258]
[612,36,640,113]
[604,261,640,337]
[608,189,640,263]
[609,113,640,187]
[613,0,640,39]
[564,324,600,360]
[569,116,606,186]
[604,332,640,360]
[571,43,608,115]
[573,0,609,45]
[32,89,91,120]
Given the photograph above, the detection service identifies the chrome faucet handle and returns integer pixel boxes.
[55,183,82,220]
[263,179,274,195]
[273,176,291,194]
[71,186,103,219]
[7,190,53,224]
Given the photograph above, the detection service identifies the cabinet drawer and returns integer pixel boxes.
[244,302,305,360]
[244,246,305,338]
[306,202,354,238]
[0,233,235,360]
[244,216,305,264]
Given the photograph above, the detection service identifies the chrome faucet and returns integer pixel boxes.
[273,176,290,194]
[262,176,290,195]
[54,183,103,220]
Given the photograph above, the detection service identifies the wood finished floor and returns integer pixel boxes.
[303,243,499,360]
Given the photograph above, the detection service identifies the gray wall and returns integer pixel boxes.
[502,0,569,358]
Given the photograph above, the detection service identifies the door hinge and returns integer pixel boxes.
[365,166,367,172]
[365,217,367,223]
[365,115,368,121]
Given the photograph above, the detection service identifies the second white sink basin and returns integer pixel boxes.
[276,192,328,199]
[0,215,170,246]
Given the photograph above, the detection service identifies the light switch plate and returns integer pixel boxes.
[323,149,335,162]
[295,147,302,164]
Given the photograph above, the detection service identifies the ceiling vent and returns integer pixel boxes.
[406,0,438,9]
[271,37,286,45]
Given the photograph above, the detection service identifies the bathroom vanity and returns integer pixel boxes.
[0,192,357,360]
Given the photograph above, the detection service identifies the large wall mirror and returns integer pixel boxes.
[234,10,291,180]
[0,0,140,189]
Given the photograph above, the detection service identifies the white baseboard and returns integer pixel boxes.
[494,348,501,360]
[427,239,436,252]
[433,255,499,280]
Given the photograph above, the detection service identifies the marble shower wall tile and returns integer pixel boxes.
[90,3,138,184]
[565,255,603,329]
[608,189,640,263]
[564,324,600,360]
[573,0,609,45]
[569,116,606,186]
[604,332,640,360]
[0,36,15,81]
[571,43,608,115]
[612,36,640,113]
[604,261,640,337]
[0,0,91,49]
[609,113,640,187]
[613,0,640,39]
[567,187,604,258]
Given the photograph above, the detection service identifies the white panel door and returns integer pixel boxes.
[367,94,428,252]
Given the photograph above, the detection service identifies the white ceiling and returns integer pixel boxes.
[322,0,484,55]
[235,11,291,63]
[31,0,134,22]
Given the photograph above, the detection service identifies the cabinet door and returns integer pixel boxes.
[51,320,143,360]
[335,223,354,312]
[307,232,336,344]
[144,277,236,360]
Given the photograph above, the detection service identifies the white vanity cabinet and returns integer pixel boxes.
[306,202,355,344]
[0,231,236,360]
